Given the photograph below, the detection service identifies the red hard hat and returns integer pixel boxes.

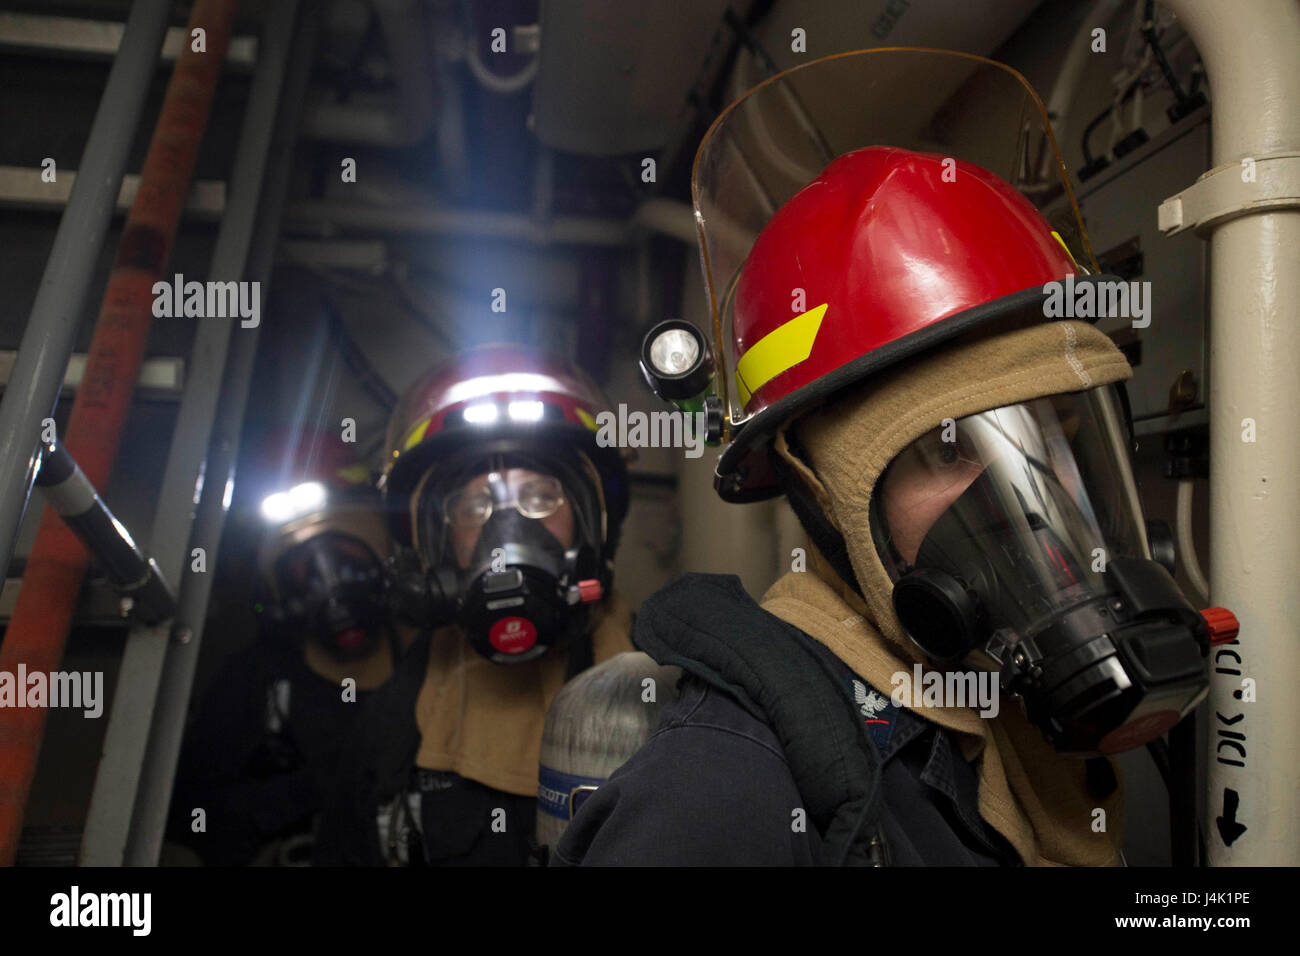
[715,146,1085,501]
[381,344,629,551]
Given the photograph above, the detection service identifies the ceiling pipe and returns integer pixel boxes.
[1155,0,1300,867]
[284,199,631,245]
[283,196,704,249]
[301,0,434,146]
[464,26,540,94]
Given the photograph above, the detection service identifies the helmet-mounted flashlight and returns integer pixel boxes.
[639,319,725,444]
[640,320,714,404]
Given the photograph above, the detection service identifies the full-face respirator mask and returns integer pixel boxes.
[872,386,1210,755]
[269,531,388,662]
[388,448,608,664]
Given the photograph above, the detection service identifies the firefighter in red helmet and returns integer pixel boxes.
[556,49,1221,867]
[315,344,635,865]
[169,432,409,866]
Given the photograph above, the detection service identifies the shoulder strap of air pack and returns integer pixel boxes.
[634,573,888,866]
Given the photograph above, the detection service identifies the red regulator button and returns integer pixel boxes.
[1201,607,1240,645]
[489,617,538,655]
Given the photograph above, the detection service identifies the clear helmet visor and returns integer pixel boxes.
[871,385,1148,654]
[692,48,1097,430]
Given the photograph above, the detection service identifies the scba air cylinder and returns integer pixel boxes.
[536,652,681,852]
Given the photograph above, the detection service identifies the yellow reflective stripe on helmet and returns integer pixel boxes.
[575,407,597,431]
[735,303,828,406]
[403,416,432,451]
[336,463,371,485]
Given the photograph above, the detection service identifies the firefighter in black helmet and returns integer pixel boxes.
[169,433,410,865]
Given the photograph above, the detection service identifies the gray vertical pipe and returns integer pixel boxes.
[0,0,171,579]
[79,0,302,867]
[124,4,320,866]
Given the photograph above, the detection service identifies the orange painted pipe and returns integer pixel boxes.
[0,0,239,865]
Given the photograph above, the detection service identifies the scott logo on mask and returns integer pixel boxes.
[490,617,538,655]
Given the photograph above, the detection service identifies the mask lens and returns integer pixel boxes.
[329,538,383,584]
[278,547,316,589]
[515,476,565,519]
[273,534,383,622]
[445,487,494,529]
